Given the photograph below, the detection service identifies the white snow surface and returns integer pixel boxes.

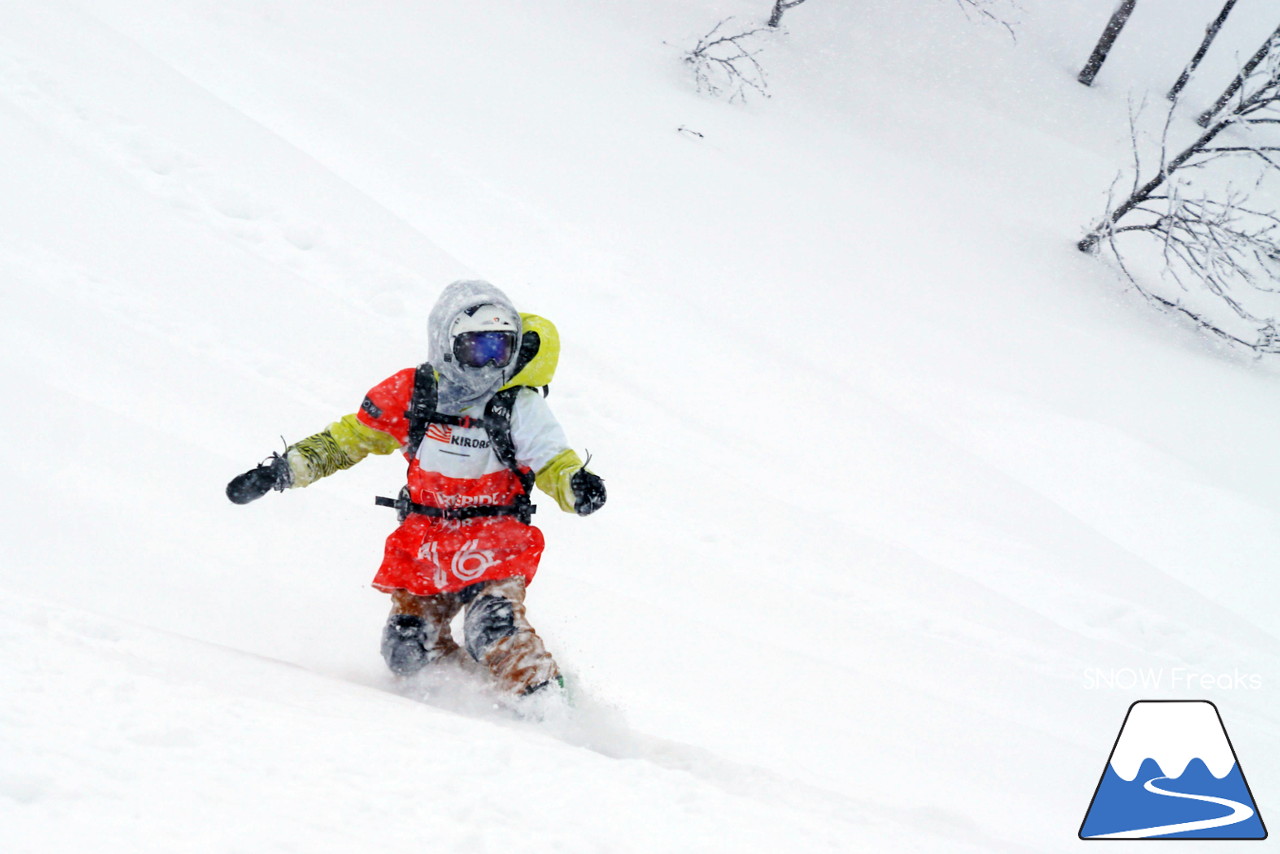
[2,1,1279,851]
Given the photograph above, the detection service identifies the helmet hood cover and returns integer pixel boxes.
[428,280,523,413]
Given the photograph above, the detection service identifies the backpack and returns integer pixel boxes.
[376,314,560,525]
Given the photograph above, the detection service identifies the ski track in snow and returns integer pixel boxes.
[1,591,1013,854]
[388,662,892,831]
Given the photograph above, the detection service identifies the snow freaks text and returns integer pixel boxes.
[1082,668,1263,692]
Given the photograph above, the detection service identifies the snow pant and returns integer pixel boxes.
[380,575,560,695]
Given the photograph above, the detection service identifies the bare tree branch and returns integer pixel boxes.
[1197,25,1280,126]
[684,19,772,103]
[951,0,1018,40]
[1081,59,1280,253]
[1079,54,1280,351]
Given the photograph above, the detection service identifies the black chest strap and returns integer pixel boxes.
[484,386,535,494]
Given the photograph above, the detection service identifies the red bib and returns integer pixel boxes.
[358,370,543,596]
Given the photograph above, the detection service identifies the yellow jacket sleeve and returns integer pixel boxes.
[535,448,586,513]
[286,413,401,488]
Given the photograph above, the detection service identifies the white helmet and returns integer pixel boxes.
[447,303,520,369]
[448,303,519,338]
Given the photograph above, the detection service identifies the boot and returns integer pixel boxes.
[462,577,561,695]
[381,614,430,676]
[381,590,463,675]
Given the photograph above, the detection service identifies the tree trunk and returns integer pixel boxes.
[1197,25,1280,126]
[1078,0,1139,87]
[1167,0,1238,101]
[768,0,807,29]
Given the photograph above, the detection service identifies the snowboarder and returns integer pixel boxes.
[226,280,606,698]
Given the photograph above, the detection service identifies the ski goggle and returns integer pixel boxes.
[452,331,517,368]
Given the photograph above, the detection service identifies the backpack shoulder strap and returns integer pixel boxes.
[484,387,535,494]
[404,363,438,459]
[405,365,519,462]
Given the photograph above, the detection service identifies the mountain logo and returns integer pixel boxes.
[1080,700,1266,840]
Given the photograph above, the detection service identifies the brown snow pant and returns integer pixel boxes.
[388,576,560,695]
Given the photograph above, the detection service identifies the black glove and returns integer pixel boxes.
[570,468,606,516]
[226,453,293,505]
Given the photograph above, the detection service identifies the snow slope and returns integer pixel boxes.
[2,0,1278,851]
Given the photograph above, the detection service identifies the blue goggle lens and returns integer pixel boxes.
[452,331,516,368]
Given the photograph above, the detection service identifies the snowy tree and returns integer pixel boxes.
[684,19,771,102]
[1079,43,1280,352]
[1197,23,1280,126]
[687,1,1015,103]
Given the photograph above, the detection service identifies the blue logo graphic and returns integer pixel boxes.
[1080,700,1266,839]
